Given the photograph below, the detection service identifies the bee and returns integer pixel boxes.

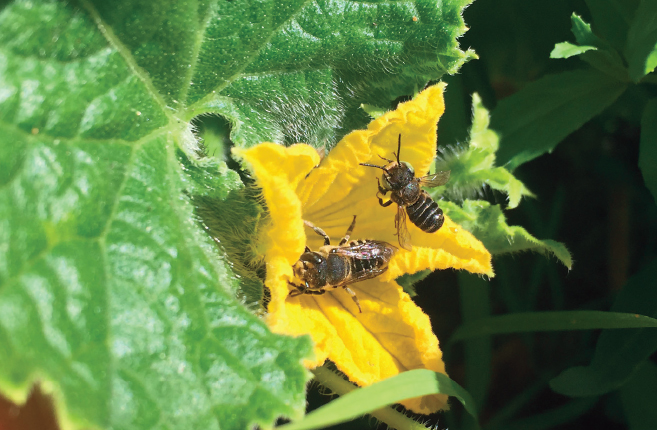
[360,134,450,251]
[288,216,397,313]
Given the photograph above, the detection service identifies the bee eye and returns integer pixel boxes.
[401,161,414,175]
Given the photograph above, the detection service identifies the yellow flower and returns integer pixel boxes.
[234,84,492,414]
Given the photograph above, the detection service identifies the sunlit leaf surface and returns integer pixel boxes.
[0,0,479,428]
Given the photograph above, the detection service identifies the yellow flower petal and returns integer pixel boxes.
[272,277,448,414]
[235,143,320,264]
[234,84,493,415]
[385,215,493,279]
[300,83,493,276]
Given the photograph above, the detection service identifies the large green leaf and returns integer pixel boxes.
[0,133,314,429]
[0,1,320,429]
[624,0,657,82]
[492,69,628,170]
[549,258,657,397]
[0,0,479,428]
[639,98,657,203]
[87,0,476,148]
[442,200,572,268]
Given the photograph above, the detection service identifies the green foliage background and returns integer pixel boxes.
[1,0,657,430]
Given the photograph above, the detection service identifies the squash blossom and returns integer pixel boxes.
[234,83,493,414]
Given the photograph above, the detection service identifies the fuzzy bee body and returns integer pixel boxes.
[361,134,450,250]
[289,217,396,313]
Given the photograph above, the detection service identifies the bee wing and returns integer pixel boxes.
[334,241,397,283]
[334,241,395,259]
[418,170,451,188]
[347,265,389,283]
[395,206,413,251]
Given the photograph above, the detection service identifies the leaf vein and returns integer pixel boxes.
[79,0,175,122]
[180,7,216,105]
[187,0,314,111]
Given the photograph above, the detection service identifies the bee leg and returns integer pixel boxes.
[377,197,394,208]
[339,215,357,245]
[304,220,331,245]
[377,178,388,195]
[288,281,309,296]
[305,290,327,295]
[377,155,393,163]
[343,287,362,313]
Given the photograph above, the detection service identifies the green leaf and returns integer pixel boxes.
[0,135,314,429]
[0,2,315,429]
[442,200,572,268]
[280,369,478,430]
[620,361,657,430]
[584,0,640,50]
[180,0,477,149]
[360,103,388,120]
[451,311,657,341]
[639,98,657,203]
[395,269,431,297]
[549,258,657,397]
[579,49,630,82]
[571,13,604,46]
[435,94,532,209]
[550,14,628,80]
[571,13,628,80]
[0,0,479,427]
[492,69,628,170]
[550,42,597,59]
[624,0,657,81]
[183,155,266,311]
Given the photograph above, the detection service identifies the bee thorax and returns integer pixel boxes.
[325,254,350,285]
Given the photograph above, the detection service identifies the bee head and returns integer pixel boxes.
[293,252,327,288]
[361,135,415,191]
[401,161,415,175]
[382,161,415,191]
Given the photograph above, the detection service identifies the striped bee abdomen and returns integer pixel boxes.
[349,240,387,275]
[406,191,444,233]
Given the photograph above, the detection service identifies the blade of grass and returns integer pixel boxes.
[280,367,478,430]
[451,311,657,341]
[458,272,492,409]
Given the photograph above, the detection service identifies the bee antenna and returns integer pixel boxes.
[360,163,386,170]
[396,134,401,164]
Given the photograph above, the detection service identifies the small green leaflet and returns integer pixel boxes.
[442,200,572,268]
[434,93,532,209]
